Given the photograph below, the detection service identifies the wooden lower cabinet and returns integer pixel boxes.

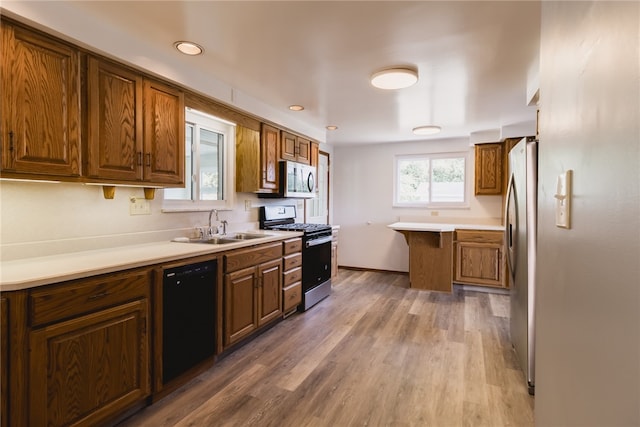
[1,297,7,427]
[454,230,506,288]
[223,244,283,348]
[282,238,302,316]
[29,300,149,427]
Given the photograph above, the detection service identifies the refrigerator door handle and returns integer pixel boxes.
[505,173,518,280]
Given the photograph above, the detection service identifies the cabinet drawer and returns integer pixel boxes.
[455,229,504,244]
[224,242,282,273]
[283,282,302,312]
[283,266,302,287]
[283,238,302,255]
[283,252,302,270]
[29,269,149,327]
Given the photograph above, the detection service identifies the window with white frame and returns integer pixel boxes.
[163,108,235,211]
[394,152,469,207]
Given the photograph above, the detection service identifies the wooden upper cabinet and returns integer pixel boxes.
[86,57,143,181]
[1,22,81,177]
[261,124,280,190]
[310,141,319,168]
[280,131,310,164]
[474,142,503,195]
[143,78,185,185]
[236,123,279,193]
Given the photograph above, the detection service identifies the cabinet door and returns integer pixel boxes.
[1,23,81,177]
[29,299,149,427]
[261,124,279,190]
[1,297,7,427]
[455,242,503,287]
[224,267,258,346]
[257,259,282,327]
[280,131,297,162]
[86,57,143,181]
[143,78,185,185]
[296,136,311,165]
[474,143,503,195]
[310,141,319,168]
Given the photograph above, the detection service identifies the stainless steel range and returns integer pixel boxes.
[260,205,332,311]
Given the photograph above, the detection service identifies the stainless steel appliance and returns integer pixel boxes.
[505,137,537,395]
[260,205,332,311]
[259,161,316,199]
[162,260,216,384]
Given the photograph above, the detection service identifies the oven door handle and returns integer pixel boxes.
[305,235,333,248]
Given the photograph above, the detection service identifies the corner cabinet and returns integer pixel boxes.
[27,268,151,426]
[474,143,503,195]
[223,243,283,347]
[1,21,81,178]
[454,230,506,288]
[236,123,279,194]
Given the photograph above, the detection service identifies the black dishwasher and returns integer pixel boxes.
[162,260,216,384]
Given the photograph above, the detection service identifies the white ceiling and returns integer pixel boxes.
[3,1,541,146]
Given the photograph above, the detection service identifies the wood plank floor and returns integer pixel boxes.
[120,269,534,427]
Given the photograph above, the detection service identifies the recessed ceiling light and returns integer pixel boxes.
[174,41,203,56]
[326,125,338,131]
[370,67,418,90]
[412,125,442,135]
[289,105,304,111]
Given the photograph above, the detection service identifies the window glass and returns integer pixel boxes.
[394,153,468,207]
[163,108,235,211]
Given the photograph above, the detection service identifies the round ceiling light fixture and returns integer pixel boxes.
[412,125,442,136]
[174,41,204,56]
[370,67,418,90]
[326,125,338,131]
[288,104,305,111]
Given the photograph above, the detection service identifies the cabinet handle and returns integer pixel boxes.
[87,291,108,301]
[137,152,143,166]
[8,131,14,151]
[145,153,151,167]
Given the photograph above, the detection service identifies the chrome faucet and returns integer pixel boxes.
[220,220,228,235]
[208,209,219,236]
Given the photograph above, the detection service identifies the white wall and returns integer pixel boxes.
[535,2,640,425]
[333,138,504,271]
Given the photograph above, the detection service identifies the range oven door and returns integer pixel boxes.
[302,235,332,292]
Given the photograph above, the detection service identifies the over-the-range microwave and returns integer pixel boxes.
[258,160,316,199]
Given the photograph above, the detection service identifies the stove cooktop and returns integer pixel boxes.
[266,223,332,233]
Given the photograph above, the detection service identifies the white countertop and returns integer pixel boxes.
[0,231,301,291]
[388,222,504,232]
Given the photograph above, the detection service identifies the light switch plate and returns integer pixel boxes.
[555,170,572,228]
[130,197,151,215]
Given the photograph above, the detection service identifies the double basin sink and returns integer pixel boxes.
[174,232,272,245]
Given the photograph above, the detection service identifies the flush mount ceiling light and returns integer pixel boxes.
[412,125,442,135]
[370,67,418,90]
[326,125,338,131]
[174,41,203,56]
[288,105,305,111]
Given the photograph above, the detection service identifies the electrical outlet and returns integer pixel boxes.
[431,211,439,216]
[129,197,151,215]
[244,200,252,211]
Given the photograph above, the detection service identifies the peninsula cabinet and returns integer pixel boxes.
[223,243,283,348]
[474,142,503,195]
[1,21,81,178]
[454,229,506,288]
[236,123,280,194]
[87,58,185,186]
[27,268,151,427]
[281,131,311,164]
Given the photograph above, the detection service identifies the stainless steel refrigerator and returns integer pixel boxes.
[505,137,537,396]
